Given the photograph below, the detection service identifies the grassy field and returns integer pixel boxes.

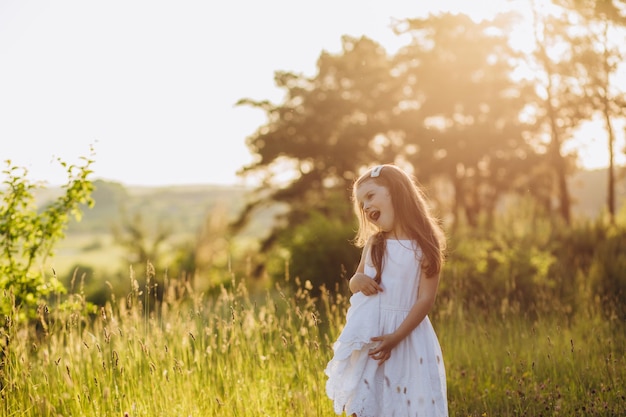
[2,269,624,417]
[50,232,196,277]
[51,233,127,275]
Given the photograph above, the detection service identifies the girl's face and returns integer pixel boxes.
[356,180,401,236]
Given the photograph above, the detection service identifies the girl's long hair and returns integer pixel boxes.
[352,164,446,281]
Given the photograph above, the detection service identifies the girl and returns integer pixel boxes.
[325,164,448,417]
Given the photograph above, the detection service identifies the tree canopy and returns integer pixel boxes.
[234,5,626,279]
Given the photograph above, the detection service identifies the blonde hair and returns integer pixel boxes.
[352,164,446,279]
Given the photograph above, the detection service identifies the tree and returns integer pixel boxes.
[521,0,600,225]
[234,35,404,264]
[392,13,542,227]
[560,0,626,223]
[234,13,558,277]
[281,210,360,295]
[112,211,171,268]
[0,152,95,322]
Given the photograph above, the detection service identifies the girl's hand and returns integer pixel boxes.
[368,333,401,365]
[349,273,383,295]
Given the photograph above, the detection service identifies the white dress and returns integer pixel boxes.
[325,239,448,417]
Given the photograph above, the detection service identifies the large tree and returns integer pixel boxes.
[519,0,603,225]
[234,35,404,251]
[392,13,541,226]
[560,0,626,223]
[233,12,565,268]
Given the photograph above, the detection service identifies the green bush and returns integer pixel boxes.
[439,205,626,319]
[441,219,558,317]
[588,227,626,319]
[0,154,94,322]
[279,210,360,295]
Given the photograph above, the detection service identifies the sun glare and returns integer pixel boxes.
[426,0,625,171]
[565,119,626,170]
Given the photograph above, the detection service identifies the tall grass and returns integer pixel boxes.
[437,302,625,416]
[1,265,625,416]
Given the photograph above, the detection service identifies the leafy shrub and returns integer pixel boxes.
[279,211,360,295]
[588,227,626,319]
[0,154,94,322]
[442,231,558,317]
[440,203,626,319]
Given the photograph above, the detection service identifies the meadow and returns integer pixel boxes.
[3,180,626,416]
[2,264,624,416]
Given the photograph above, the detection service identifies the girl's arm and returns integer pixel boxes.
[368,269,439,363]
[348,240,383,295]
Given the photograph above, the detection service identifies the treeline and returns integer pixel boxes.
[228,3,626,316]
[234,4,626,244]
[26,168,622,319]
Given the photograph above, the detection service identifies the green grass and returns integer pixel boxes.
[1,271,625,416]
[438,306,625,416]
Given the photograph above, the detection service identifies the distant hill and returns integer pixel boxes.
[61,180,252,234]
[29,180,256,237]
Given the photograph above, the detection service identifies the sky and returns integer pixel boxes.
[0,0,621,187]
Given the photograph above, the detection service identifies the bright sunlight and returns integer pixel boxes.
[438,0,626,170]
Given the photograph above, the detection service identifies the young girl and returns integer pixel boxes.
[325,164,448,417]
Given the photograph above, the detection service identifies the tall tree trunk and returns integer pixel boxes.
[601,22,616,224]
[604,107,616,223]
[546,87,572,225]
[530,0,572,225]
